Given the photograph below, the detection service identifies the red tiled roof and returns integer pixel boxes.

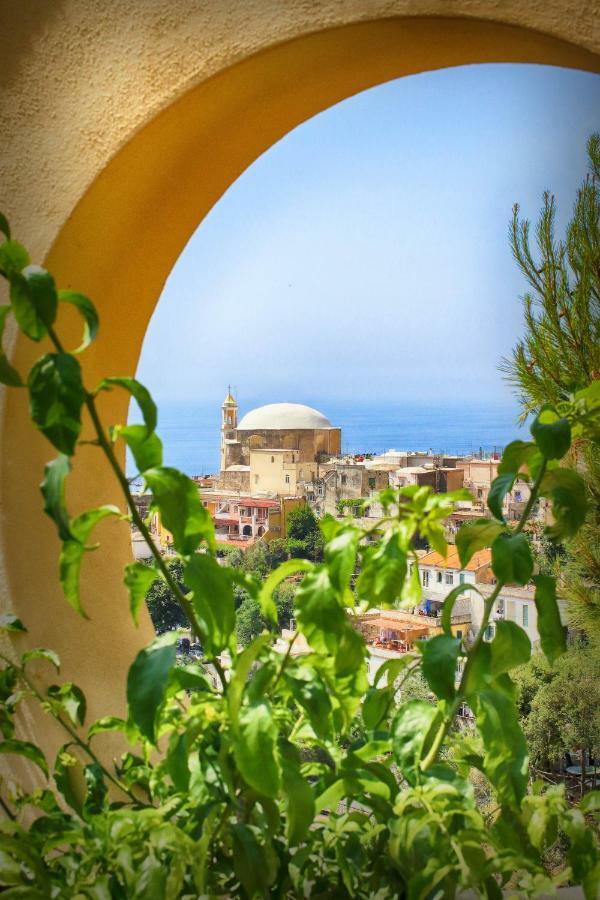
[216,539,255,550]
[239,498,279,508]
[419,546,492,572]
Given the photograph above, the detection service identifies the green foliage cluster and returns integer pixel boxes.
[285,504,324,561]
[0,186,599,897]
[236,582,296,648]
[514,646,600,769]
[336,497,369,518]
[144,559,189,634]
[502,134,600,648]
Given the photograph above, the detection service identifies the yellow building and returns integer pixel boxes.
[219,393,341,493]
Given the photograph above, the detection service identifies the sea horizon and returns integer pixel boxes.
[128,398,525,477]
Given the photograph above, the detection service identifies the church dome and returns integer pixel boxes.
[237,402,333,431]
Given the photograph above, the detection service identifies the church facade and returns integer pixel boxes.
[218,393,341,495]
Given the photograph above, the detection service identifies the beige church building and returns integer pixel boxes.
[218,393,341,495]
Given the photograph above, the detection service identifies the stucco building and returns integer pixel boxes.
[218,393,341,494]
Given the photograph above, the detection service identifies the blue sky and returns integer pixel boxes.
[136,63,600,412]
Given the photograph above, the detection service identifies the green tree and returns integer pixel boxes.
[145,560,189,633]
[287,504,318,540]
[216,545,244,568]
[516,647,600,768]
[502,134,600,648]
[235,581,298,646]
[235,594,265,647]
[273,580,296,630]
[286,504,324,561]
[241,541,271,578]
[266,538,288,566]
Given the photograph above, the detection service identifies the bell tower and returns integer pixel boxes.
[220,387,237,472]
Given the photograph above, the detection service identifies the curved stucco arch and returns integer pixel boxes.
[1,7,600,764]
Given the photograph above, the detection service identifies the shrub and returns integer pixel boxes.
[0,214,598,897]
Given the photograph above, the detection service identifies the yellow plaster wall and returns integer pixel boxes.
[1,3,600,767]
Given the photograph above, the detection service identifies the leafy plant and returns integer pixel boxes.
[502,135,600,649]
[0,214,599,898]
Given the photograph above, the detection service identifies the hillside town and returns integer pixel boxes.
[133,391,557,680]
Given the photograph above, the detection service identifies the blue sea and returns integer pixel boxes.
[136,401,526,477]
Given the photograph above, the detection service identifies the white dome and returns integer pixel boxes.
[237,402,333,431]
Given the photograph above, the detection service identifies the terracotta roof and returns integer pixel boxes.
[215,539,254,550]
[419,546,492,571]
[239,498,280,508]
[364,616,430,637]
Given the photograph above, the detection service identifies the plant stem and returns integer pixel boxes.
[270,633,298,695]
[421,460,547,771]
[47,327,204,643]
[2,654,138,804]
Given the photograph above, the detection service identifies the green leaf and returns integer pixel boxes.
[114,424,163,473]
[47,682,87,726]
[124,562,157,625]
[231,824,276,897]
[532,575,566,663]
[362,686,393,730]
[22,648,60,672]
[256,559,313,623]
[0,241,29,278]
[491,532,533,585]
[474,688,528,808]
[540,467,587,541]
[487,473,515,522]
[54,744,82,813]
[286,668,332,738]
[83,762,107,817]
[391,700,439,783]
[440,584,481,634]
[28,353,85,455]
[10,266,57,341]
[0,615,27,634]
[456,519,505,568]
[281,753,315,844]
[418,634,460,700]
[356,529,408,608]
[87,716,129,739]
[399,558,422,609]
[185,554,235,655]
[144,467,214,554]
[0,306,23,388]
[132,854,167,900]
[59,506,120,616]
[373,654,416,688]
[58,290,99,353]
[497,439,539,476]
[0,740,48,776]
[126,631,177,743]
[41,454,72,541]
[0,884,48,898]
[325,528,359,594]
[531,407,571,460]
[490,621,531,675]
[233,700,281,797]
[295,568,347,655]
[0,353,24,388]
[580,791,600,813]
[228,633,272,723]
[0,212,10,240]
[97,376,157,435]
[168,665,212,696]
